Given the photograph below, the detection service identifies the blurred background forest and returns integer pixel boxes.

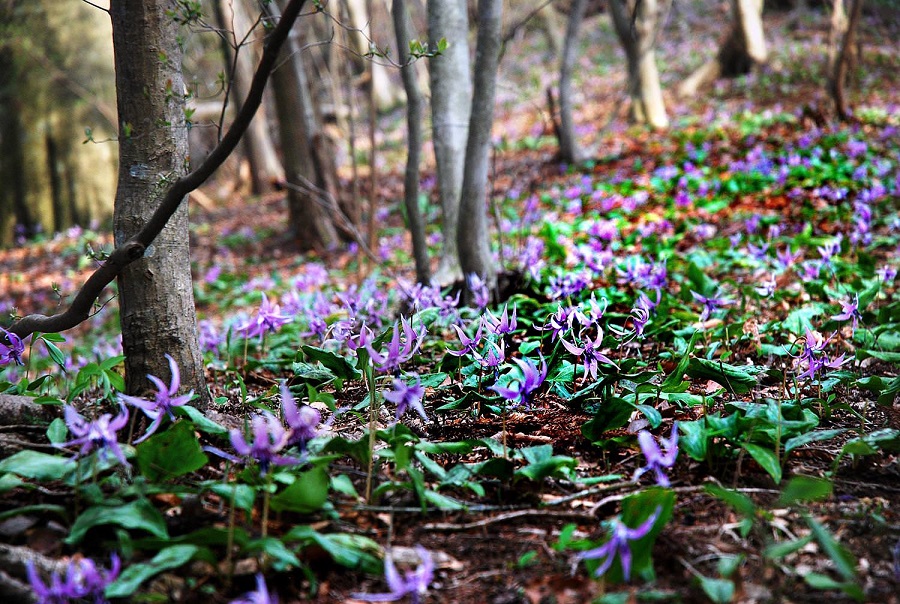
[0,0,897,248]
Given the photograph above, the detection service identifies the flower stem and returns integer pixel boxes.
[364,364,378,504]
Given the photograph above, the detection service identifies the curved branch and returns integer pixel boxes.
[8,0,309,340]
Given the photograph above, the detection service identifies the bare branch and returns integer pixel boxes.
[8,0,309,341]
[80,0,109,13]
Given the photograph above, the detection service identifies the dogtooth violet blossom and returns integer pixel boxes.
[383,374,428,422]
[466,273,490,309]
[0,327,25,366]
[448,319,483,357]
[365,317,426,374]
[27,554,121,604]
[576,507,661,582]
[793,329,847,381]
[483,304,517,337]
[230,573,278,604]
[280,382,321,449]
[59,404,130,467]
[489,355,547,408]
[832,294,862,333]
[229,412,301,475]
[691,290,731,322]
[561,330,618,382]
[237,293,292,339]
[352,546,434,603]
[633,423,679,487]
[119,354,194,443]
[475,340,506,372]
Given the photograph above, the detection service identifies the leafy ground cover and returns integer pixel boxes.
[2,6,899,604]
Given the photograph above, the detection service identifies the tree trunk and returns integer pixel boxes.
[427,0,470,286]
[264,0,342,252]
[458,0,503,300]
[609,0,670,129]
[558,0,588,164]
[110,0,207,406]
[828,0,864,120]
[678,0,767,98]
[217,0,284,194]
[392,0,431,285]
[346,0,402,112]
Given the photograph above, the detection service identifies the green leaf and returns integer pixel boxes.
[777,476,832,506]
[135,421,208,481]
[105,545,198,598]
[515,445,576,481]
[291,361,336,385]
[705,484,757,518]
[67,498,168,545]
[861,349,900,363]
[174,405,227,434]
[43,340,66,368]
[206,483,257,513]
[46,418,67,445]
[0,450,74,481]
[686,358,757,394]
[270,466,329,514]
[805,514,858,581]
[0,473,25,494]
[764,534,812,560]
[741,443,782,484]
[678,420,708,462]
[581,397,633,442]
[782,304,825,336]
[697,576,735,603]
[246,536,301,571]
[301,345,361,380]
[783,429,845,455]
[617,487,675,583]
[423,489,467,510]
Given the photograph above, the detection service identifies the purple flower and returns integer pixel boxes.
[489,355,547,408]
[560,332,617,382]
[59,404,130,467]
[630,305,650,340]
[0,327,25,366]
[237,293,292,340]
[817,239,841,264]
[352,546,434,603]
[745,242,769,262]
[280,382,321,449]
[448,320,483,358]
[877,265,897,283]
[793,329,847,381]
[366,318,426,374]
[475,340,506,370]
[230,412,300,475]
[690,290,730,322]
[576,508,660,582]
[230,573,278,604]
[754,274,777,298]
[542,304,577,342]
[383,374,428,422]
[28,554,121,604]
[775,247,804,271]
[832,294,862,333]
[483,304,517,337]
[633,423,678,487]
[466,273,490,309]
[119,354,195,443]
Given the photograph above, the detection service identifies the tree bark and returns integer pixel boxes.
[558,0,588,164]
[110,0,207,405]
[393,0,431,285]
[216,0,284,194]
[265,0,342,252]
[678,0,767,98]
[346,0,402,112]
[457,0,503,300]
[428,0,470,286]
[609,0,670,129]
[828,0,864,121]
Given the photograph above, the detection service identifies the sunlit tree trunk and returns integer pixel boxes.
[458,0,503,299]
[678,0,767,98]
[216,0,284,194]
[609,0,670,129]
[346,0,401,112]
[110,0,207,405]
[392,0,430,285]
[558,0,588,163]
[427,0,470,285]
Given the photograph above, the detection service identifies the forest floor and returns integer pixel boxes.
[2,4,900,604]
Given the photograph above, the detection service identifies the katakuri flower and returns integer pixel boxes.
[237,293,292,340]
[352,546,434,603]
[483,304,517,337]
[560,331,618,382]
[229,412,300,475]
[0,327,25,366]
[633,423,679,487]
[230,573,278,604]
[831,294,862,333]
[576,508,660,582]
[58,404,130,467]
[383,374,428,422]
[280,382,321,449]
[366,317,426,374]
[489,355,547,408]
[119,354,194,443]
[27,553,121,604]
[690,290,731,322]
[448,320,483,358]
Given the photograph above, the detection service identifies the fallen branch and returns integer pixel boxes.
[7,0,309,341]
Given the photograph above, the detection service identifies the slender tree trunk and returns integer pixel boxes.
[458,0,503,299]
[392,0,430,285]
[678,0,767,98]
[110,0,207,405]
[558,0,588,164]
[609,0,670,129]
[264,0,342,251]
[346,0,401,112]
[217,0,284,194]
[828,0,864,120]
[427,0,470,285]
